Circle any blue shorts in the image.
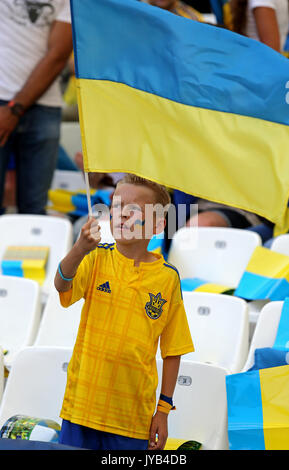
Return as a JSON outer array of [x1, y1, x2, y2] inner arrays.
[[59, 419, 148, 450]]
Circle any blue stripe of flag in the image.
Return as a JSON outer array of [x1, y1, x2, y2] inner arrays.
[[1, 260, 23, 278], [235, 271, 289, 301], [226, 370, 265, 450], [181, 278, 207, 291], [71, 0, 289, 126]]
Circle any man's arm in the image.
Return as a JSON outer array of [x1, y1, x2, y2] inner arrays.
[[253, 7, 281, 52], [148, 355, 181, 450], [14, 20, 73, 108], [0, 20, 73, 146]]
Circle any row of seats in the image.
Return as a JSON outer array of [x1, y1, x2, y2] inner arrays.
[[1, 216, 288, 378], [0, 297, 284, 452], [0, 276, 248, 372], [0, 291, 285, 450], [0, 347, 229, 450], [2, 211, 288, 303], [1, 213, 289, 449]]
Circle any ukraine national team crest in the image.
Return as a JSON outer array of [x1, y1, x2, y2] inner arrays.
[[145, 292, 167, 320]]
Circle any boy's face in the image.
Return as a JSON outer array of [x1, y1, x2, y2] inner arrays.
[[110, 183, 165, 243]]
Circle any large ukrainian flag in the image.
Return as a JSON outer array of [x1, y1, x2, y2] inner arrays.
[[71, 0, 289, 235]]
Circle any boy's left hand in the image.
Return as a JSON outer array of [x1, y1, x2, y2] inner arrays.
[[148, 411, 168, 450]]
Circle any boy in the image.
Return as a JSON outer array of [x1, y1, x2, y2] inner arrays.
[[54, 174, 194, 450]]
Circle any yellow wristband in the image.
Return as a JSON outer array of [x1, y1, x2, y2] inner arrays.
[[157, 399, 176, 414]]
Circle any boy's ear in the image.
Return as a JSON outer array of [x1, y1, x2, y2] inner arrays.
[[153, 217, 166, 236]]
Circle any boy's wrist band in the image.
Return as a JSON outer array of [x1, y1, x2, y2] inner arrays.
[[159, 394, 173, 406], [157, 399, 176, 415], [58, 263, 74, 282]]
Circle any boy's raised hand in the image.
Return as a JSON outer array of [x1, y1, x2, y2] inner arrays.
[[76, 217, 101, 255]]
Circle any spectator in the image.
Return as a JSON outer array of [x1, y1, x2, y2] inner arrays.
[[185, 197, 272, 242], [230, 0, 289, 52], [146, 0, 204, 20], [173, 191, 270, 239], [0, 0, 73, 215]]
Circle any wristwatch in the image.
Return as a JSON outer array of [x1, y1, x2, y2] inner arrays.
[[7, 100, 25, 117]]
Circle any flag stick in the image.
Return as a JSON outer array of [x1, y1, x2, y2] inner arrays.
[[84, 171, 93, 217]]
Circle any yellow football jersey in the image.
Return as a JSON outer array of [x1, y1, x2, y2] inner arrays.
[[59, 243, 194, 440]]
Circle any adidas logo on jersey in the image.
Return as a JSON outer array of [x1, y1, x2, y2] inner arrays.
[[97, 281, 111, 293]]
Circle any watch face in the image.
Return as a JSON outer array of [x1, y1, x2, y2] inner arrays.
[[10, 103, 24, 117]]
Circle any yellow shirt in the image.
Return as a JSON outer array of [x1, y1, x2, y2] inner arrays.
[[59, 243, 194, 440]]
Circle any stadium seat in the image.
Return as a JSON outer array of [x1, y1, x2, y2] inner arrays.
[[246, 299, 270, 342], [242, 301, 284, 371], [60, 122, 82, 159], [0, 276, 41, 368], [181, 292, 249, 373], [271, 234, 289, 256], [0, 214, 73, 300], [98, 219, 115, 244], [34, 290, 83, 347], [0, 347, 72, 428], [50, 169, 86, 192], [156, 360, 229, 450], [168, 227, 262, 287]]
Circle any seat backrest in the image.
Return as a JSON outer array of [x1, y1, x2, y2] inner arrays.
[[0, 347, 72, 428], [242, 301, 283, 371], [0, 276, 41, 366], [181, 292, 249, 373], [0, 215, 73, 297], [98, 219, 115, 244], [156, 360, 229, 450], [50, 170, 86, 192], [271, 235, 289, 256], [60, 122, 82, 159], [34, 291, 83, 347], [168, 227, 261, 286]]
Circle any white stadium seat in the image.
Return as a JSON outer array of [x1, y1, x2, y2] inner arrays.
[[50, 170, 86, 192], [0, 214, 73, 300], [0, 276, 41, 368], [156, 360, 229, 450], [168, 226, 261, 287], [34, 290, 83, 348], [180, 292, 249, 373], [60, 122, 82, 159], [271, 234, 289, 256], [242, 301, 284, 371], [0, 347, 72, 428]]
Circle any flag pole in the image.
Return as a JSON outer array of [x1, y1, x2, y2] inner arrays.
[[84, 171, 93, 218]]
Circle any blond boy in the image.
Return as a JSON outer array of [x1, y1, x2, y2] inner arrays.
[[55, 174, 194, 450]]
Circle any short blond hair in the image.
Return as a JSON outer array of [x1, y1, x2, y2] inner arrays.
[[117, 174, 171, 208]]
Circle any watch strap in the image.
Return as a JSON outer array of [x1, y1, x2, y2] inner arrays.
[[7, 100, 25, 117]]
